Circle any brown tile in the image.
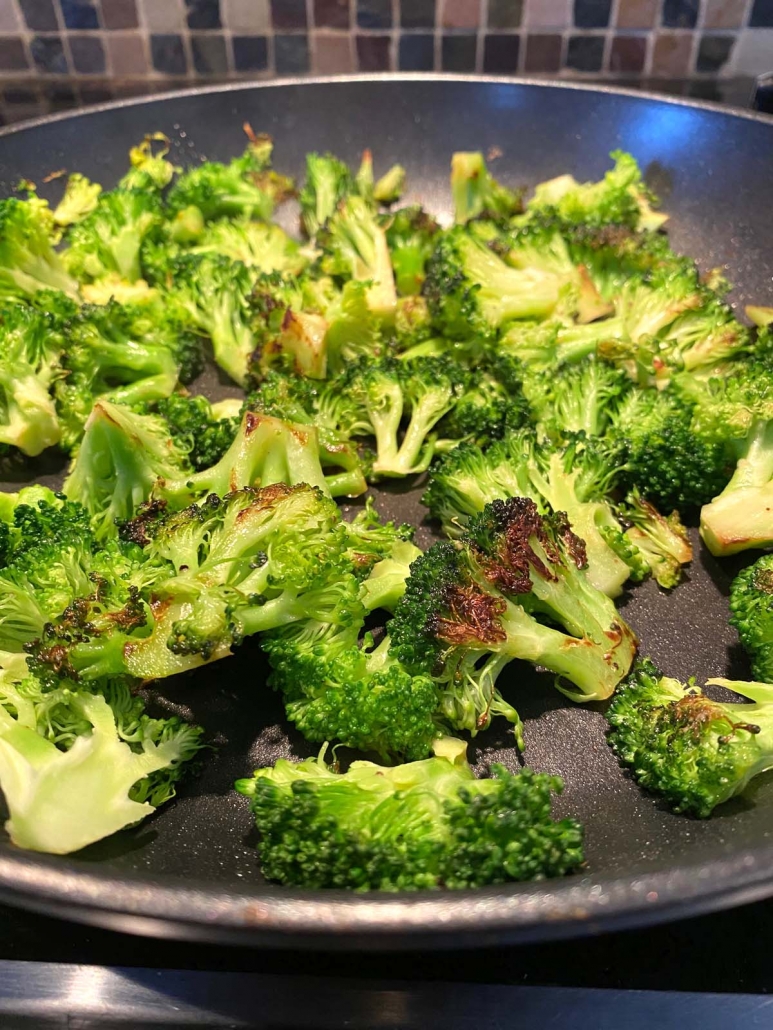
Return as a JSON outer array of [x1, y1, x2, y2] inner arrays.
[[524, 33, 561, 70], [704, 0, 747, 28], [616, 0, 657, 28], [101, 0, 139, 29], [442, 0, 480, 28], [610, 33, 647, 71], [106, 31, 148, 74], [313, 31, 353, 70], [651, 31, 692, 74], [356, 32, 390, 69], [314, 0, 350, 28]]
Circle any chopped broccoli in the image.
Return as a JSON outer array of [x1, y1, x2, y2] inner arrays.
[[153, 393, 239, 471], [618, 489, 692, 590], [191, 218, 309, 275], [236, 738, 584, 890], [299, 152, 356, 237], [319, 195, 398, 317], [384, 206, 441, 296], [0, 652, 204, 854], [608, 658, 773, 816], [391, 498, 637, 740], [730, 555, 773, 683], [451, 152, 523, 225], [0, 198, 79, 301], [62, 189, 162, 284], [52, 173, 102, 227]]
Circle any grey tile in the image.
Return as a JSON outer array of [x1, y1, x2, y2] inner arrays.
[[151, 32, 187, 72], [222, 0, 269, 32], [19, 0, 58, 30], [70, 32, 106, 71], [274, 32, 309, 71], [0, 36, 29, 71], [31, 34, 69, 72], [140, 0, 183, 31], [191, 32, 228, 72]]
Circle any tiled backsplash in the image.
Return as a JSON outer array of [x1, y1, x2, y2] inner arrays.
[[0, 0, 770, 124]]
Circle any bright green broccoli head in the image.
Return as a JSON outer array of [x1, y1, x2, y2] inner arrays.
[[451, 152, 523, 226], [384, 206, 440, 296], [152, 392, 240, 472], [0, 197, 79, 301], [299, 152, 356, 237], [608, 658, 773, 817], [236, 739, 583, 890], [730, 555, 773, 683]]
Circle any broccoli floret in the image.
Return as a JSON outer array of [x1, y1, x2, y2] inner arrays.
[[63, 400, 190, 540], [522, 357, 630, 442], [30, 485, 359, 684], [527, 150, 665, 230], [424, 227, 566, 342], [450, 152, 523, 225], [0, 198, 79, 301], [747, 306, 773, 329], [52, 172, 102, 228], [391, 499, 637, 740], [153, 393, 239, 471], [384, 206, 441, 296], [319, 195, 398, 317], [435, 356, 530, 447], [610, 387, 729, 513], [236, 738, 584, 890], [299, 152, 356, 237], [423, 431, 635, 598], [618, 489, 692, 590], [264, 623, 441, 761], [54, 299, 195, 451], [119, 132, 178, 192], [730, 555, 773, 683], [62, 189, 162, 285], [168, 253, 257, 386], [166, 139, 293, 223], [325, 356, 465, 478], [0, 652, 204, 854], [565, 223, 690, 300], [0, 301, 66, 456], [677, 350, 773, 554], [608, 658, 773, 816], [191, 218, 309, 276]]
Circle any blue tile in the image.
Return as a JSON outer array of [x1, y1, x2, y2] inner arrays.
[[441, 32, 476, 71], [151, 34, 187, 74], [191, 33, 228, 72], [274, 33, 309, 72], [60, 0, 100, 28], [19, 0, 58, 30], [750, 0, 773, 25], [186, 0, 221, 29], [573, 0, 611, 28], [31, 35, 69, 73], [357, 0, 391, 27], [662, 0, 699, 28], [69, 34, 106, 71], [566, 33, 604, 70], [399, 33, 434, 70], [233, 35, 268, 70]]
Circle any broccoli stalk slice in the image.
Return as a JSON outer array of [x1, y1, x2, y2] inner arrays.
[[700, 419, 773, 556], [608, 659, 773, 816], [0, 659, 204, 854], [235, 739, 583, 890], [621, 490, 692, 590]]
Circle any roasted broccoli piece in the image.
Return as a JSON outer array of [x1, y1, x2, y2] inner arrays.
[[0, 198, 79, 300], [62, 189, 162, 285], [391, 498, 637, 741], [166, 138, 293, 223], [152, 393, 240, 471], [54, 298, 198, 450], [527, 150, 666, 230], [299, 152, 356, 237], [52, 172, 102, 228], [424, 226, 568, 342], [451, 152, 523, 225], [29, 485, 359, 684], [319, 195, 398, 317], [119, 132, 178, 192], [618, 489, 692, 590], [730, 555, 773, 683], [522, 356, 630, 442], [191, 218, 309, 275], [608, 658, 773, 816], [423, 431, 639, 598], [0, 652, 204, 854], [236, 738, 584, 890], [384, 206, 441, 296]]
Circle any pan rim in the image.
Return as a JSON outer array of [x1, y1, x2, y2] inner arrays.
[[0, 73, 770, 142], [0, 75, 772, 946]]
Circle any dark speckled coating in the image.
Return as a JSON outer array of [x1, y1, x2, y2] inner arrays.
[[0, 76, 772, 948]]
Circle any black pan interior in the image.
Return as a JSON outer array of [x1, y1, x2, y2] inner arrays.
[[0, 78, 772, 946]]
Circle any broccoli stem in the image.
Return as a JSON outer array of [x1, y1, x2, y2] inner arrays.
[[701, 420, 773, 555], [324, 468, 368, 497]]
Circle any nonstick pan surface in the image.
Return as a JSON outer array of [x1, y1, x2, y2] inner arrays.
[[0, 76, 772, 949]]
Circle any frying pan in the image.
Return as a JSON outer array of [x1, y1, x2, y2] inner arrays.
[[0, 75, 772, 949]]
